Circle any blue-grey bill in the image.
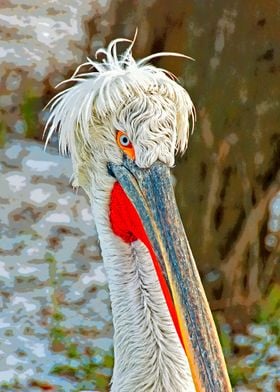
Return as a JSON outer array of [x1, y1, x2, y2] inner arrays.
[[108, 156, 232, 392]]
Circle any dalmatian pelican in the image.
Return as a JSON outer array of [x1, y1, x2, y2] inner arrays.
[[45, 34, 231, 392]]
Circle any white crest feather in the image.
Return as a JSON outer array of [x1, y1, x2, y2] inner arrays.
[[44, 35, 196, 164]]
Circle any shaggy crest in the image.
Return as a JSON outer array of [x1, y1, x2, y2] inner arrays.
[[45, 33, 195, 169]]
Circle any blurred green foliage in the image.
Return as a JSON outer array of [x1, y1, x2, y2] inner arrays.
[[0, 380, 22, 391], [21, 93, 42, 139], [256, 284, 280, 327], [216, 283, 280, 390], [45, 252, 113, 391], [50, 342, 113, 391], [0, 122, 6, 147]]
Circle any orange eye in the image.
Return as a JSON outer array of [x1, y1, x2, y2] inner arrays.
[[116, 130, 135, 160]]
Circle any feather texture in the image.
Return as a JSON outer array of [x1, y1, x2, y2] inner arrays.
[[45, 35, 197, 391], [91, 178, 195, 391], [45, 36, 195, 185]]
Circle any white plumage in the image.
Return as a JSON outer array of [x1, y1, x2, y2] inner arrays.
[[45, 34, 195, 190], [46, 34, 231, 392]]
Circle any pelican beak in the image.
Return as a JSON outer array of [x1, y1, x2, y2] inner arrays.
[[108, 156, 231, 392]]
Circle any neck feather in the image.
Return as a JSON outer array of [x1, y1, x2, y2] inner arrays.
[[91, 186, 195, 391]]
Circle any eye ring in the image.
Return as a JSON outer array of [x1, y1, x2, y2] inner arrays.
[[119, 134, 130, 147], [116, 130, 135, 160]]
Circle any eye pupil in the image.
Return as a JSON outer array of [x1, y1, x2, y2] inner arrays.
[[120, 135, 129, 146]]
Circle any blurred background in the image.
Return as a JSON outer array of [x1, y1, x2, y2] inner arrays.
[[0, 1, 279, 391]]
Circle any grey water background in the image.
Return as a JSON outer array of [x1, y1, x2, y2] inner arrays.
[[0, 139, 113, 391], [0, 1, 279, 391]]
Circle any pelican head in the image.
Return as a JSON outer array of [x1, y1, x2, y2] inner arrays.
[[46, 35, 231, 392]]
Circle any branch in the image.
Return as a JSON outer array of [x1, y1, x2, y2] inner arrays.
[[221, 174, 280, 305]]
